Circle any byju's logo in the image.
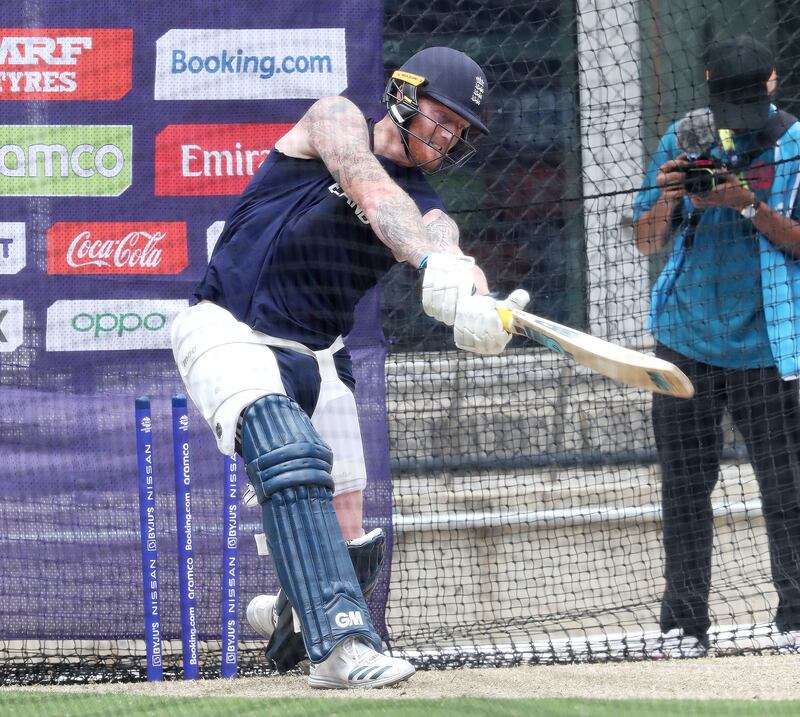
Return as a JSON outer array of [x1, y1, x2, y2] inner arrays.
[[0, 300, 23, 353], [47, 222, 188, 275], [154, 28, 346, 100], [46, 299, 188, 351], [0, 125, 132, 196], [155, 123, 291, 196], [0, 29, 132, 100], [0, 222, 25, 274]]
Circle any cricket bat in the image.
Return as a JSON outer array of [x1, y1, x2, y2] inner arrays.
[[497, 307, 694, 398]]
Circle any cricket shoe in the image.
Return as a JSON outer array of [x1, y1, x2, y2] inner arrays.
[[648, 629, 708, 659], [309, 636, 415, 689], [246, 594, 278, 640]]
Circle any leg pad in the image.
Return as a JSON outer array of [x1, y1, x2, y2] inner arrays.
[[242, 394, 380, 663]]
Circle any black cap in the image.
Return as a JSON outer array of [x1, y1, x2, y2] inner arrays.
[[399, 47, 489, 135], [706, 35, 774, 130]]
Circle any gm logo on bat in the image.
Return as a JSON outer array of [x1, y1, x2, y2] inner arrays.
[[647, 370, 673, 394], [523, 326, 567, 356]]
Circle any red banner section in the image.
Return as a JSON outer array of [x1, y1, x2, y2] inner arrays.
[[0, 28, 133, 100], [46, 221, 188, 274], [154, 123, 293, 195]]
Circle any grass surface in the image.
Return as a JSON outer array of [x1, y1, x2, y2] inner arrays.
[[3, 693, 800, 717]]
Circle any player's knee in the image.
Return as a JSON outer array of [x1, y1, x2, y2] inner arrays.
[[241, 394, 334, 505]]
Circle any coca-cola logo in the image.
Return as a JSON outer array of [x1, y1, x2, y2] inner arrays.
[[47, 222, 188, 275]]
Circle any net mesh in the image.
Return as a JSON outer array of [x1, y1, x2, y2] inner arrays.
[[380, 0, 800, 666]]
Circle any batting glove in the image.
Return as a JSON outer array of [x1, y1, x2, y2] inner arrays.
[[420, 253, 476, 326], [454, 289, 530, 355]]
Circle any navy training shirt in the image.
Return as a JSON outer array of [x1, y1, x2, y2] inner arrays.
[[194, 129, 445, 350]]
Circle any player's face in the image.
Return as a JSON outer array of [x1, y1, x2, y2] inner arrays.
[[406, 96, 471, 171]]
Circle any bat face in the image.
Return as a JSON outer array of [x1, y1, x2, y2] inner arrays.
[[503, 308, 695, 399]]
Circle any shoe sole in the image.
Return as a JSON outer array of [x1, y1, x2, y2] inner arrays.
[[309, 666, 415, 690]]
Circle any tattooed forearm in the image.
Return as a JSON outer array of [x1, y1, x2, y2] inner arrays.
[[304, 97, 386, 188], [425, 212, 460, 251], [375, 198, 431, 267]]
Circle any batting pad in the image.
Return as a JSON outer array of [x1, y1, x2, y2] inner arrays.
[[241, 394, 381, 663]]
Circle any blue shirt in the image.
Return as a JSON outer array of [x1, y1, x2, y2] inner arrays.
[[633, 114, 800, 368], [194, 131, 444, 350]]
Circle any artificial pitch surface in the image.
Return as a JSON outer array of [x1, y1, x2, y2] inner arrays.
[[2, 654, 799, 716]]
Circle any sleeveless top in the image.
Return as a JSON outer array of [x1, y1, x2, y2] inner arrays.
[[194, 121, 445, 350]]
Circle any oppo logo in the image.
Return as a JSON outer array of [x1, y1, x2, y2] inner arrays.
[[71, 311, 167, 337], [46, 299, 188, 351]]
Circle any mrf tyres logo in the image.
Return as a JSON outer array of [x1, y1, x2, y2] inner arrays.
[[0, 29, 132, 100], [46, 299, 188, 352], [47, 222, 188, 275], [155, 123, 291, 196], [154, 28, 346, 100], [0, 125, 132, 196]]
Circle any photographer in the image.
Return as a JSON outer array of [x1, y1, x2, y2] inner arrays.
[[633, 34, 800, 657]]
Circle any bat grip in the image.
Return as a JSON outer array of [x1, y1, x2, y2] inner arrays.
[[497, 307, 514, 333]]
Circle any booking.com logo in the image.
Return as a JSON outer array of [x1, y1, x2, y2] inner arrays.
[[155, 29, 347, 101], [171, 48, 332, 80]]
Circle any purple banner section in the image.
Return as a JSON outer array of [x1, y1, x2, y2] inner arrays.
[[0, 1, 392, 650]]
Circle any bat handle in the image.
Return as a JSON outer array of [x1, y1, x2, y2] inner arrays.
[[497, 307, 514, 333]]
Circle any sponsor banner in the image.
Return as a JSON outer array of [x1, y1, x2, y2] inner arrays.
[[155, 123, 291, 196], [0, 299, 23, 353], [0, 28, 132, 100], [154, 28, 346, 100], [47, 222, 188, 275], [0, 125, 132, 196], [206, 220, 225, 260], [46, 299, 189, 352], [0, 222, 26, 274]]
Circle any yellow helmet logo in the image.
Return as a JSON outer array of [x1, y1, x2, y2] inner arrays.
[[391, 70, 426, 86]]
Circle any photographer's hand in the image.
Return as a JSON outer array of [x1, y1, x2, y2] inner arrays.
[[656, 157, 690, 202], [689, 171, 755, 211], [633, 157, 688, 255], [690, 172, 800, 258]]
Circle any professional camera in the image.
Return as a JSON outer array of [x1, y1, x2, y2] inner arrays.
[[683, 156, 722, 195]]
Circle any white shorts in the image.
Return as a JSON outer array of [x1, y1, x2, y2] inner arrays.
[[171, 301, 367, 495]]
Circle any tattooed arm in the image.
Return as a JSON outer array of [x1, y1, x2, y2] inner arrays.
[[277, 96, 459, 269], [422, 208, 489, 294]]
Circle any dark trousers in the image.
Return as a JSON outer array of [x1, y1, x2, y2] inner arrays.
[[653, 343, 800, 639]]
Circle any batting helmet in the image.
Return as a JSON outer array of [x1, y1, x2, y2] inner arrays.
[[383, 46, 489, 172]]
